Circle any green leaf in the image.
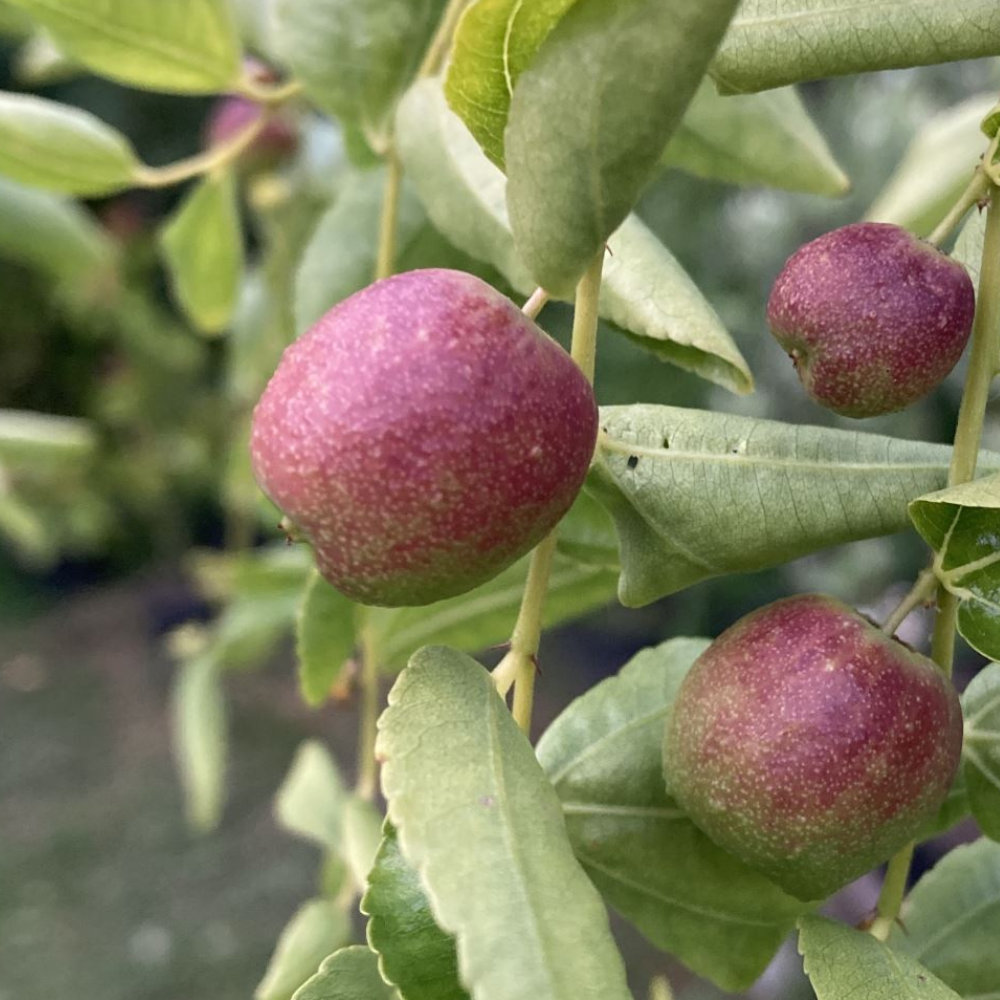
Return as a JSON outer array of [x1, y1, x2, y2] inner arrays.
[[171, 655, 227, 832], [0, 90, 138, 194], [712, 1, 1000, 95], [292, 947, 397, 1000], [4, 0, 241, 93], [961, 663, 1000, 841], [952, 207, 988, 298], [910, 475, 1000, 662], [982, 101, 1000, 140], [661, 80, 849, 196], [378, 646, 632, 1000], [536, 638, 808, 991], [396, 78, 535, 294], [0, 409, 96, 468], [554, 490, 619, 568], [296, 571, 357, 708], [294, 168, 425, 333], [160, 171, 244, 335], [368, 552, 618, 670], [13, 31, 81, 87], [362, 822, 469, 1000], [256, 899, 353, 1000], [916, 766, 970, 842], [275, 740, 348, 851], [865, 94, 996, 238], [342, 795, 384, 891], [591, 405, 1000, 607], [395, 79, 752, 394], [799, 915, 962, 1000], [274, 0, 446, 149], [0, 174, 115, 282], [444, 0, 577, 169], [506, 0, 740, 294], [889, 838, 1000, 996], [600, 214, 752, 394]]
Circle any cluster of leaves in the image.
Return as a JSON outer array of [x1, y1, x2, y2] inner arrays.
[[3, 0, 1000, 998]]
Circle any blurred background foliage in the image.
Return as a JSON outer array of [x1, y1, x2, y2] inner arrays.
[[1, 4, 998, 996]]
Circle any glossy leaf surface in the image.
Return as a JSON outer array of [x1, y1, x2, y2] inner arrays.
[[4, 0, 241, 92], [961, 663, 1000, 841]]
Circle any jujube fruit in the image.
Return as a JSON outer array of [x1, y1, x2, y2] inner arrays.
[[663, 594, 962, 901], [767, 222, 975, 418], [203, 95, 299, 170], [250, 268, 598, 606]]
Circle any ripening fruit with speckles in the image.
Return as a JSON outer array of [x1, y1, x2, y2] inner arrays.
[[767, 222, 975, 418], [250, 268, 598, 607], [663, 594, 963, 901]]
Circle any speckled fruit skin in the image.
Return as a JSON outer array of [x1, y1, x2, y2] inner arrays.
[[663, 594, 963, 901], [250, 268, 598, 607], [767, 222, 975, 418]]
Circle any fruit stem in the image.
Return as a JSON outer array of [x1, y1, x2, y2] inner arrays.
[[417, 0, 469, 79], [133, 114, 269, 188], [508, 531, 558, 733], [926, 167, 990, 248], [869, 841, 914, 941], [374, 148, 403, 281], [872, 170, 1000, 941], [495, 255, 605, 733], [648, 975, 675, 1000], [355, 618, 381, 801], [522, 287, 551, 320], [880, 568, 937, 636]]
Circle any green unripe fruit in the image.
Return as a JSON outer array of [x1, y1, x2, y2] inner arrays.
[[767, 222, 975, 418], [250, 269, 598, 607], [664, 594, 963, 901]]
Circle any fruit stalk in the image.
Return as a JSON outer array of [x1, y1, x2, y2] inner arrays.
[[872, 170, 1000, 938], [374, 149, 403, 281], [356, 622, 381, 801], [417, 0, 470, 79], [498, 250, 605, 734]]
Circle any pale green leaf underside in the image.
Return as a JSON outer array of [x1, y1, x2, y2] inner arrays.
[[296, 571, 356, 707], [960, 664, 1000, 841], [952, 206, 988, 294], [536, 638, 807, 991], [800, 916, 961, 999], [866, 94, 995, 238], [506, 0, 740, 294], [444, 0, 577, 169], [171, 655, 226, 832], [368, 550, 618, 670], [256, 900, 352, 1000], [395, 79, 752, 394], [361, 822, 469, 1000], [292, 947, 397, 1000], [160, 171, 244, 335], [4, 0, 241, 93], [910, 474, 1000, 663], [0, 409, 96, 467], [591, 405, 998, 607], [890, 838, 1000, 996], [0, 90, 138, 194], [275, 0, 445, 147], [712, 0, 1000, 95], [378, 647, 631, 1000], [274, 739, 348, 851], [662, 80, 849, 196], [0, 174, 115, 281]]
